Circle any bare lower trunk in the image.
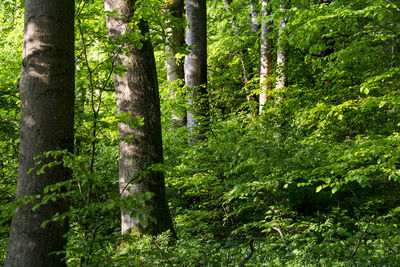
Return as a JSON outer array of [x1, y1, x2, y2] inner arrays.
[[5, 0, 74, 266], [104, 0, 174, 235], [259, 0, 273, 114], [165, 0, 186, 128], [185, 0, 208, 142], [276, 0, 288, 90]]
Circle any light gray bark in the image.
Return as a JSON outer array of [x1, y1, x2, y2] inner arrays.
[[259, 0, 273, 114], [185, 0, 208, 141], [223, 0, 233, 12], [104, 0, 174, 235], [276, 0, 288, 90], [165, 0, 186, 128], [250, 0, 260, 32], [5, 0, 74, 266]]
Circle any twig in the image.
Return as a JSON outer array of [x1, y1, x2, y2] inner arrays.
[[85, 211, 101, 265], [239, 239, 257, 266], [342, 218, 370, 267], [239, 233, 272, 266], [272, 226, 292, 255]]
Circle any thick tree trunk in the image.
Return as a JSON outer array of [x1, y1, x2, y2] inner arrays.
[[185, 0, 208, 141], [259, 0, 273, 114], [4, 0, 74, 266], [165, 0, 186, 128], [104, 0, 174, 235], [250, 0, 260, 32], [276, 0, 288, 90]]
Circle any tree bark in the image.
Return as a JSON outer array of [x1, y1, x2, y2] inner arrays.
[[223, 0, 233, 12], [5, 0, 74, 266], [259, 0, 273, 114], [250, 0, 260, 32], [276, 0, 288, 90], [104, 0, 174, 235], [165, 0, 186, 128], [185, 0, 208, 142]]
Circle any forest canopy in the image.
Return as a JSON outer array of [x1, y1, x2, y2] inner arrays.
[[1, 0, 400, 266]]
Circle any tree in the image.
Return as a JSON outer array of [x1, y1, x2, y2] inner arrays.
[[165, 0, 186, 128], [250, 0, 260, 32], [4, 0, 75, 266], [259, 0, 273, 114], [104, 0, 175, 235], [276, 0, 288, 90], [223, 0, 233, 11], [185, 0, 208, 141]]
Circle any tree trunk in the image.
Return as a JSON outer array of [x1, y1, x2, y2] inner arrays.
[[223, 0, 233, 12], [259, 0, 273, 114], [250, 0, 260, 32], [276, 0, 288, 90], [165, 0, 186, 128], [185, 0, 208, 142], [5, 0, 74, 266], [104, 0, 175, 236]]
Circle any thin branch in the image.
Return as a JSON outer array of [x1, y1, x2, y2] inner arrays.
[[85, 211, 101, 265], [75, 1, 87, 20], [239, 239, 257, 266], [239, 233, 272, 266], [342, 218, 370, 267], [272, 226, 292, 255]]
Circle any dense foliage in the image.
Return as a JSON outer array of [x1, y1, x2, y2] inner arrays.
[[1, 0, 400, 265]]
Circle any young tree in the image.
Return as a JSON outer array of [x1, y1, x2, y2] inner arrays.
[[259, 0, 273, 114], [250, 0, 260, 32], [4, 0, 75, 266], [223, 0, 233, 11], [276, 0, 289, 89], [104, 0, 175, 235], [165, 0, 186, 128], [185, 0, 208, 141]]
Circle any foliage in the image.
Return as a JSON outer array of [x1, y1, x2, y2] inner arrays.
[[1, 0, 400, 266]]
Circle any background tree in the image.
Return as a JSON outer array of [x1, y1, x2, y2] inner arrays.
[[185, 0, 208, 141], [165, 0, 186, 128], [250, 0, 260, 32], [259, 0, 273, 113], [104, 0, 174, 235], [275, 0, 288, 89], [4, 0, 74, 266]]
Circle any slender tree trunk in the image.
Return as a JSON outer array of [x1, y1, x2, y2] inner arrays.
[[223, 0, 233, 12], [259, 0, 273, 114], [5, 0, 74, 266], [104, 0, 174, 235], [185, 0, 208, 142], [165, 0, 186, 128], [276, 0, 288, 90], [250, 0, 260, 32]]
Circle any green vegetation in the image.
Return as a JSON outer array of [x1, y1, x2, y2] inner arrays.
[[1, 0, 400, 265]]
